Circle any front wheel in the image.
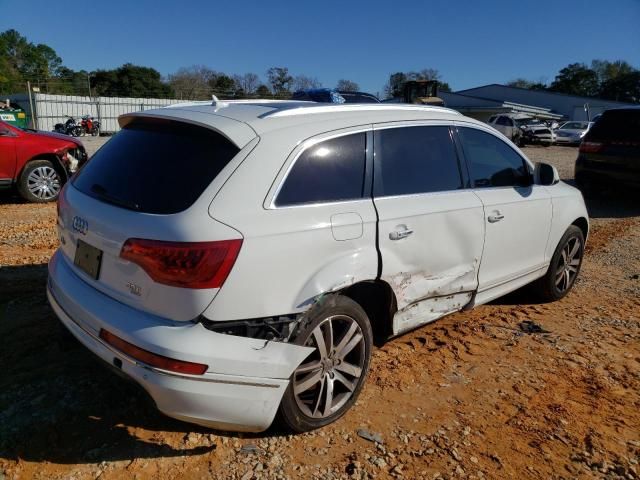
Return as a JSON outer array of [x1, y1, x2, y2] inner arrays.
[[17, 160, 63, 202], [279, 295, 373, 432], [532, 225, 584, 301]]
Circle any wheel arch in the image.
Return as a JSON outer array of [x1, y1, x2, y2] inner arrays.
[[338, 279, 397, 344], [18, 154, 69, 184], [572, 216, 589, 240]]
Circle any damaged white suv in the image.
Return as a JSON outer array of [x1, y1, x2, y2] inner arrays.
[[48, 101, 588, 432]]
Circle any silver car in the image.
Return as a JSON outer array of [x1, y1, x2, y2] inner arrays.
[[555, 121, 593, 145]]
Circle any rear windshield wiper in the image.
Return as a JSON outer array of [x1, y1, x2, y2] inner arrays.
[[90, 183, 141, 211]]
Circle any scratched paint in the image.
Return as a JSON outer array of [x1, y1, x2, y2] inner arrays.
[[385, 261, 479, 336]]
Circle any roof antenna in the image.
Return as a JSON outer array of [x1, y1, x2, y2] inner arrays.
[[211, 94, 219, 106]]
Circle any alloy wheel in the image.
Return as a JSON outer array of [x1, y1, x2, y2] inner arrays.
[[555, 236, 581, 292], [293, 315, 366, 419], [27, 166, 61, 200]]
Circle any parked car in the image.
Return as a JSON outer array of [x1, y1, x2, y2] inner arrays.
[[488, 113, 555, 147], [575, 107, 640, 190], [555, 121, 593, 145], [0, 120, 87, 202], [292, 88, 380, 103], [48, 101, 588, 433]]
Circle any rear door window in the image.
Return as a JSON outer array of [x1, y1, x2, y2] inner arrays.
[[275, 132, 366, 207], [373, 126, 463, 196], [73, 120, 240, 214], [458, 127, 531, 188]]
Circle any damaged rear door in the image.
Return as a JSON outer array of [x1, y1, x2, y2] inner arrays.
[[373, 124, 485, 335]]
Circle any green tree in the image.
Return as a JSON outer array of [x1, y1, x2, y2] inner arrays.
[[92, 63, 173, 98], [591, 59, 636, 84], [549, 63, 599, 97], [384, 72, 407, 98], [267, 67, 293, 96], [506, 78, 547, 90], [209, 74, 236, 96], [0, 29, 65, 93], [336, 79, 359, 92], [255, 84, 272, 97], [599, 70, 640, 103]]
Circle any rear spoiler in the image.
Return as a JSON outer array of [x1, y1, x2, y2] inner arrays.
[[119, 110, 257, 148]]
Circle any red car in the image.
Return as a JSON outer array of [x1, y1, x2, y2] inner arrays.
[[0, 120, 87, 202]]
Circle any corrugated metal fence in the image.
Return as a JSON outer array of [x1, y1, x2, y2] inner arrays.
[[9, 93, 183, 133]]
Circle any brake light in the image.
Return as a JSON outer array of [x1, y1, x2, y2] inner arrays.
[[99, 329, 208, 375], [120, 238, 242, 289], [579, 141, 603, 153]]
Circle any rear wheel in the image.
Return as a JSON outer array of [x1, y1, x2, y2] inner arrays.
[[533, 225, 584, 301], [279, 295, 373, 432], [17, 160, 63, 202]]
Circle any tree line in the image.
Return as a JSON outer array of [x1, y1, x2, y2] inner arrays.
[[1, 29, 638, 103], [507, 60, 640, 103]]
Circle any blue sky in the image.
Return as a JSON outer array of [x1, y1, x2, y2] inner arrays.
[[2, 0, 639, 95]]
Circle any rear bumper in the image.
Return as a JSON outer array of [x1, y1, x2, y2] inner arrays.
[[47, 250, 312, 432], [576, 156, 640, 188], [555, 136, 580, 145]]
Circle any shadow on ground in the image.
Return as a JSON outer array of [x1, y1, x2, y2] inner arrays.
[[0, 264, 284, 465], [0, 189, 26, 205]]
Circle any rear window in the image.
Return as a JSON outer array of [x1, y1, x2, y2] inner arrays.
[[73, 120, 240, 214], [587, 109, 640, 142]]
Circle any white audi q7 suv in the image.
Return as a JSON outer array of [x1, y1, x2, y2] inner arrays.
[[48, 100, 588, 432]]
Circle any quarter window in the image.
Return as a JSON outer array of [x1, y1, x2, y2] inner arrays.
[[275, 133, 366, 206], [458, 127, 531, 188], [374, 126, 462, 197]]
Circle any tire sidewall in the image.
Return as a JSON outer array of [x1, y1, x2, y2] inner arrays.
[[279, 295, 373, 432], [546, 226, 585, 300]]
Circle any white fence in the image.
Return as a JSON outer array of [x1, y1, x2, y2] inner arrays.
[[8, 93, 184, 133]]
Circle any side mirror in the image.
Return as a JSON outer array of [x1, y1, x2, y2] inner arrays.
[[534, 162, 560, 186]]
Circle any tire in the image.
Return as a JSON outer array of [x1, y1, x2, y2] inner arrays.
[[533, 225, 584, 302], [91, 127, 100, 136], [17, 159, 63, 203], [279, 295, 373, 432]]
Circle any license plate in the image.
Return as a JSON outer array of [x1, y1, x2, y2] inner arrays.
[[74, 239, 103, 280]]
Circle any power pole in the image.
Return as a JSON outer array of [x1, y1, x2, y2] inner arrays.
[[87, 73, 93, 98], [26, 81, 37, 129]]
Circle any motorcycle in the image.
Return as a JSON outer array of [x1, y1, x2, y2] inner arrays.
[[80, 115, 101, 136], [53, 116, 82, 137]]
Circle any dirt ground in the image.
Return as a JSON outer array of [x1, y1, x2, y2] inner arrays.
[[1, 144, 639, 480]]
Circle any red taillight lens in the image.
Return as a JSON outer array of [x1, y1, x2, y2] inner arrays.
[[99, 329, 208, 375], [120, 238, 242, 289], [579, 141, 603, 153]]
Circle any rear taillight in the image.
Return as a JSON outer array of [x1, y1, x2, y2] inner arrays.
[[120, 238, 242, 289], [99, 329, 208, 375], [579, 141, 603, 153]]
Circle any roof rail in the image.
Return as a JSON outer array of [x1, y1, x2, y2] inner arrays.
[[264, 103, 461, 118], [163, 100, 212, 109]]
